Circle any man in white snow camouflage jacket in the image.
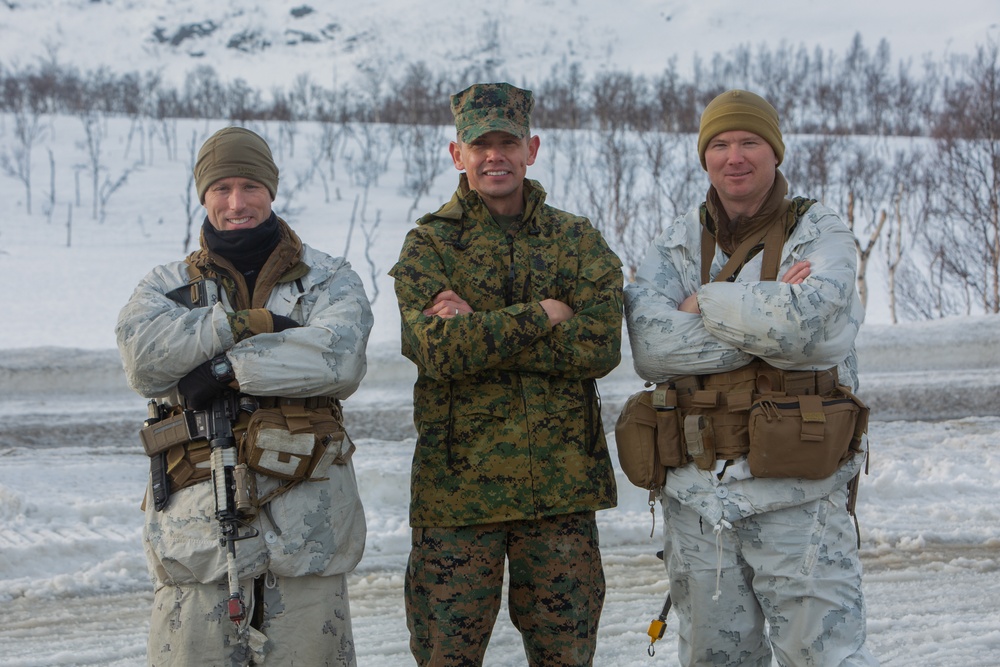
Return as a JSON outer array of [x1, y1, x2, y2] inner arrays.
[[117, 127, 372, 667], [624, 90, 879, 667]]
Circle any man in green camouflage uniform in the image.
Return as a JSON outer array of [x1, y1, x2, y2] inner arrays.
[[390, 82, 623, 666]]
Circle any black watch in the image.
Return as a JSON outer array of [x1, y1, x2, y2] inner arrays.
[[209, 354, 235, 384]]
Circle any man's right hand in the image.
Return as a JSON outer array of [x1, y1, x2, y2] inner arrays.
[[678, 293, 701, 314], [269, 311, 300, 332], [781, 260, 811, 284], [540, 299, 574, 326]]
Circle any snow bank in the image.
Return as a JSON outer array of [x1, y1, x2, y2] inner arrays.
[[4, 316, 996, 422]]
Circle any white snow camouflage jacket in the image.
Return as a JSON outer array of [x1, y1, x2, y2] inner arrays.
[[116, 222, 373, 585], [623, 201, 866, 521], [117, 244, 372, 401]]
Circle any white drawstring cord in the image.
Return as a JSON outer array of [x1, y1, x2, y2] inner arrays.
[[712, 519, 733, 601]]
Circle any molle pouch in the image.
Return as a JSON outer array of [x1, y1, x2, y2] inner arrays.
[[747, 389, 867, 479], [650, 386, 684, 468], [683, 414, 715, 470], [244, 403, 352, 481], [140, 410, 210, 456], [614, 390, 666, 490], [308, 429, 356, 478], [682, 390, 719, 470]]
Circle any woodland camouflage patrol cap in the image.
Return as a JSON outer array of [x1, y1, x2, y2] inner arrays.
[[450, 82, 533, 143]]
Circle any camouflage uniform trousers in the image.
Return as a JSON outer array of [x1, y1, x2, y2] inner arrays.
[[148, 572, 356, 666], [405, 511, 605, 666], [662, 484, 879, 667]]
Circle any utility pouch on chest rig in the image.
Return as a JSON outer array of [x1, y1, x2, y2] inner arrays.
[[243, 398, 354, 481], [747, 387, 868, 479]]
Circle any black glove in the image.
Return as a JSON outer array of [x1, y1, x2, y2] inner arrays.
[[269, 311, 301, 332], [178, 357, 232, 410]]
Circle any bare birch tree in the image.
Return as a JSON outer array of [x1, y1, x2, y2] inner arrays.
[[922, 41, 1000, 315], [1, 85, 47, 215]]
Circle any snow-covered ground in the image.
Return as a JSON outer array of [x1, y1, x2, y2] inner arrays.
[[1, 321, 999, 666], [1, 113, 999, 665]]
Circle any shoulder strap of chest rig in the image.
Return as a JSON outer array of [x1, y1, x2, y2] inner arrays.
[[700, 208, 788, 285]]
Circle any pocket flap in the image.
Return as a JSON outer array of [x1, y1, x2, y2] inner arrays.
[[651, 387, 677, 410], [799, 394, 826, 422], [726, 390, 753, 413], [691, 389, 719, 408]]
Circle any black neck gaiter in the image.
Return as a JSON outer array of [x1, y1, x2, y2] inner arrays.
[[202, 213, 281, 293]]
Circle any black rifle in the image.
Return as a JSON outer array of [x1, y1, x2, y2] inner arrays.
[[159, 279, 255, 622], [207, 394, 257, 624]]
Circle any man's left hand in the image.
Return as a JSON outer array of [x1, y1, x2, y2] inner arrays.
[[678, 293, 701, 314], [424, 290, 472, 318], [781, 260, 811, 284], [178, 359, 232, 409]]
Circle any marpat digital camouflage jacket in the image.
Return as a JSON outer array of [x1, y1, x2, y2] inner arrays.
[[390, 176, 623, 527]]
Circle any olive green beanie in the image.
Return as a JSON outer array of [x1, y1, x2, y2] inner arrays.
[[194, 127, 279, 203], [697, 89, 784, 169]]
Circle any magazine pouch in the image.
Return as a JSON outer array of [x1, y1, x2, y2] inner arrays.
[[650, 386, 684, 468]]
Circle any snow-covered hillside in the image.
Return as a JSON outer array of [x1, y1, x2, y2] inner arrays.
[[1, 0, 997, 92]]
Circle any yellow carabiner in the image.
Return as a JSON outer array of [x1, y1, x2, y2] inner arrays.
[[646, 593, 671, 656]]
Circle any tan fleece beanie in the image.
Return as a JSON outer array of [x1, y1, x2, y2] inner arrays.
[[194, 127, 279, 203], [697, 90, 785, 169]]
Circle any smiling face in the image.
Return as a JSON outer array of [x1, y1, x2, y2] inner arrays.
[[704, 130, 778, 219], [449, 131, 540, 217], [202, 176, 273, 232]]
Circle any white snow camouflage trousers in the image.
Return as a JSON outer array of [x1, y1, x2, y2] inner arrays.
[[661, 484, 879, 666], [147, 571, 355, 666]]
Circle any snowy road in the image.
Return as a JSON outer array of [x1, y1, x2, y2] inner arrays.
[[2, 403, 999, 665], [2, 540, 998, 667], [2, 330, 999, 666]]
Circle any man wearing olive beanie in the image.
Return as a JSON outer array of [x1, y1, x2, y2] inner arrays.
[[194, 126, 280, 204], [117, 127, 373, 666], [696, 89, 785, 169], [624, 92, 877, 666]]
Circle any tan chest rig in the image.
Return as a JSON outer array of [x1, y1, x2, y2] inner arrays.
[[144, 396, 352, 496], [616, 203, 869, 492]]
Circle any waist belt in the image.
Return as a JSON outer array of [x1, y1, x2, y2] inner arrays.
[[669, 362, 838, 399], [255, 396, 339, 410], [658, 360, 840, 464]]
